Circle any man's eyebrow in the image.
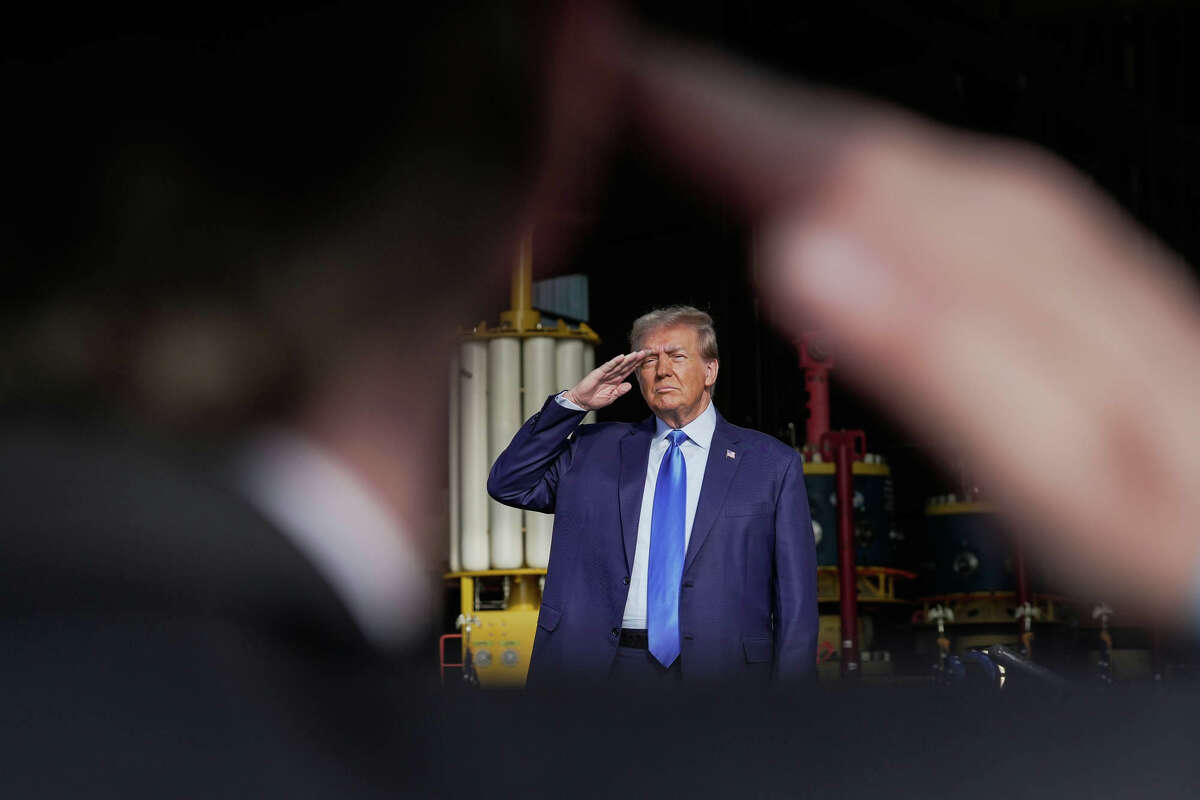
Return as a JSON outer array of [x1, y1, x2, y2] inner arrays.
[[663, 344, 684, 353]]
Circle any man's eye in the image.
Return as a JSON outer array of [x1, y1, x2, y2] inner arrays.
[[672, 353, 686, 361]]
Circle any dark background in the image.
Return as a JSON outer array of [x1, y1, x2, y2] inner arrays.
[[506, 0, 1200, 544]]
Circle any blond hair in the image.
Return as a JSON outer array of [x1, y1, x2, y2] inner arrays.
[[629, 305, 718, 360]]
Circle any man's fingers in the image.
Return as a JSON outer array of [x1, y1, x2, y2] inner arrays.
[[585, 352, 645, 400], [589, 354, 630, 386], [596, 353, 628, 376], [763, 217, 1200, 618], [604, 350, 646, 382], [621, 36, 898, 216], [622, 349, 648, 367], [619, 25, 1200, 619]]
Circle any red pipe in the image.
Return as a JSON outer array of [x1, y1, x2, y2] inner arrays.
[[439, 633, 464, 685], [805, 367, 830, 448], [1152, 627, 1165, 683], [835, 439, 859, 677], [822, 430, 864, 678], [1014, 541, 1033, 656], [798, 334, 834, 448]]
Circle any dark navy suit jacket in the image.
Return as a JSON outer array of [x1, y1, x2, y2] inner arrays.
[[488, 394, 818, 686]]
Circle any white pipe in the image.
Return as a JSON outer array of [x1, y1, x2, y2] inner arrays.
[[523, 336, 557, 419], [448, 350, 461, 572], [581, 342, 596, 425], [458, 340, 490, 571], [555, 338, 585, 399], [522, 336, 557, 568], [487, 337, 524, 569]]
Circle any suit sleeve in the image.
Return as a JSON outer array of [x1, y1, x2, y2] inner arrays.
[[772, 450, 819, 682], [487, 393, 586, 513]]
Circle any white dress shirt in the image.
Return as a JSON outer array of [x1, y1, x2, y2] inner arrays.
[[555, 392, 717, 629], [235, 430, 434, 653]]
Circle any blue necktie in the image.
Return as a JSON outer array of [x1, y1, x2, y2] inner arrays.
[[648, 429, 688, 668]]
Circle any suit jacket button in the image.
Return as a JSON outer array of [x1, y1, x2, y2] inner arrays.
[[611, 628, 619, 638], [622, 576, 630, 586], [683, 581, 694, 589]]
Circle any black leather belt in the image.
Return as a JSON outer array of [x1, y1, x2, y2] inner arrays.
[[619, 628, 649, 649]]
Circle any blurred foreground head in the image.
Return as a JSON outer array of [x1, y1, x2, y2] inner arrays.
[[0, 3, 601, 437]]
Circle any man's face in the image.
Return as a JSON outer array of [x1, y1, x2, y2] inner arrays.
[[636, 324, 718, 425]]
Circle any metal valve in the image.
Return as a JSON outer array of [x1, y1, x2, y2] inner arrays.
[[1092, 602, 1114, 625], [927, 604, 955, 683], [1013, 602, 1042, 625], [1014, 602, 1040, 658], [926, 606, 955, 633], [926, 604, 955, 633]]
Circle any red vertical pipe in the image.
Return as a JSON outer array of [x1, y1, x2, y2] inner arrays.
[[798, 334, 834, 449], [805, 367, 831, 448], [1014, 546, 1031, 605], [1152, 627, 1165, 683], [833, 436, 860, 677], [1014, 541, 1032, 655]]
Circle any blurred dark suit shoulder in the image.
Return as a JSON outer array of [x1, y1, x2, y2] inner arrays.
[[0, 426, 434, 798], [0, 426, 359, 641]]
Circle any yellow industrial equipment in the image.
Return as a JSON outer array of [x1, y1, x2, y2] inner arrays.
[[447, 568, 544, 688], [815, 566, 914, 604], [445, 233, 600, 688]]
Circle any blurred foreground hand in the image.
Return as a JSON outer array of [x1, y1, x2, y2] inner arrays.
[[612, 33, 1200, 623]]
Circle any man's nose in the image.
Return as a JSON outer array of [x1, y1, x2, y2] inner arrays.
[[655, 354, 673, 378]]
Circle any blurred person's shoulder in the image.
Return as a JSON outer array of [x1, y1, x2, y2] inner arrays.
[[0, 421, 364, 647], [0, 421, 442, 796]]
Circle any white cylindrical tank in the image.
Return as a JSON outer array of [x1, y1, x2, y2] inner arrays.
[[458, 340, 490, 571], [555, 338, 585, 400], [522, 336, 557, 568], [581, 342, 596, 425], [448, 351, 461, 572], [523, 336, 557, 419], [487, 337, 524, 569]]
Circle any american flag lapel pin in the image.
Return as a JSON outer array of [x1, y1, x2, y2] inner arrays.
[[726, 449, 736, 460]]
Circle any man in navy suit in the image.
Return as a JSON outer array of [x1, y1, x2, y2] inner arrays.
[[489, 306, 817, 686]]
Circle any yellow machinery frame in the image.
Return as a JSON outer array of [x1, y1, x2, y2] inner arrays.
[[816, 566, 916, 604], [445, 568, 546, 688]]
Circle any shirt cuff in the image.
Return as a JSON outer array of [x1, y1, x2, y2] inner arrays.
[[554, 391, 586, 412]]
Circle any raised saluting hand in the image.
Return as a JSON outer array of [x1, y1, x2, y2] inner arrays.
[[564, 351, 649, 411]]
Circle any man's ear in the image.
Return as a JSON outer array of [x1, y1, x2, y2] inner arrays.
[[705, 358, 719, 388]]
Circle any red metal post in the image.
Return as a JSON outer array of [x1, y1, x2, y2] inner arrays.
[[821, 430, 865, 678], [804, 367, 830, 449], [835, 439, 858, 677], [1014, 542, 1033, 657], [1152, 627, 1165, 683], [439, 633, 464, 685], [798, 333, 834, 448]]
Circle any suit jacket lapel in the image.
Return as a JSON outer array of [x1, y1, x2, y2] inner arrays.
[[618, 418, 655, 572], [684, 412, 743, 575]]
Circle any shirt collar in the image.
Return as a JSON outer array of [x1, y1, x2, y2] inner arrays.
[[235, 428, 433, 652], [654, 399, 717, 450]]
